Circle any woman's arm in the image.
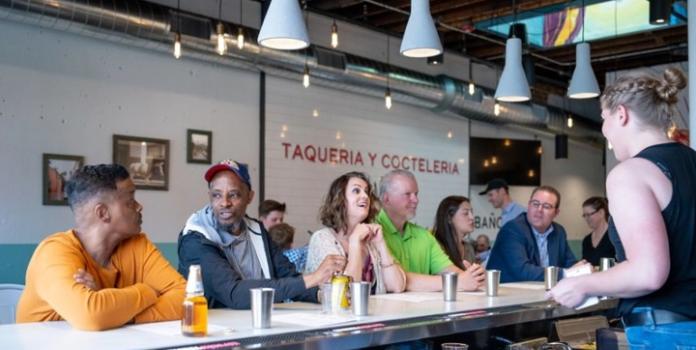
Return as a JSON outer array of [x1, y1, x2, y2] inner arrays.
[[373, 236, 406, 292], [549, 159, 671, 307]]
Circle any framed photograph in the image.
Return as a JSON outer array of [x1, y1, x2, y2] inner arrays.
[[43, 153, 84, 206], [113, 134, 170, 190], [187, 129, 212, 164]]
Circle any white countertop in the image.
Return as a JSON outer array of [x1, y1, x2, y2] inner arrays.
[[0, 283, 582, 350]]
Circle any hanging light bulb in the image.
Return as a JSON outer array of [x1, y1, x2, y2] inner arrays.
[[330, 19, 339, 48], [447, 130, 453, 139], [567, 115, 574, 128], [494, 102, 501, 116], [302, 64, 310, 88], [468, 82, 475, 95], [528, 169, 535, 178], [504, 139, 511, 147], [312, 109, 319, 117], [216, 22, 227, 55], [173, 32, 182, 59], [538, 146, 543, 155], [491, 156, 498, 165], [237, 27, 245, 50], [484, 159, 490, 168], [385, 88, 393, 110]]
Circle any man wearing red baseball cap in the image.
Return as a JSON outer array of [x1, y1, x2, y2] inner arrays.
[[177, 159, 346, 309]]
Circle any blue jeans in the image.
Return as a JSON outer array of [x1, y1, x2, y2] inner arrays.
[[625, 308, 696, 349]]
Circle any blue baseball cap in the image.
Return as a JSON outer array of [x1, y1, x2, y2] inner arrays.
[[204, 159, 251, 190]]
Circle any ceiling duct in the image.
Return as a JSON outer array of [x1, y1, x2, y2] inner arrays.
[[0, 0, 603, 144]]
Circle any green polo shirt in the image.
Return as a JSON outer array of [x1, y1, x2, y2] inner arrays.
[[376, 209, 453, 275]]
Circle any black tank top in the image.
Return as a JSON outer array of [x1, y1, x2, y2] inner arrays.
[[609, 142, 696, 318]]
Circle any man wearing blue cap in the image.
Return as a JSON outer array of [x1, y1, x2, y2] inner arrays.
[[177, 160, 346, 309]]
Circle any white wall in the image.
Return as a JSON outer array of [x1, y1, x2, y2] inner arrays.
[[265, 77, 470, 247], [0, 20, 260, 244], [469, 122, 606, 241]]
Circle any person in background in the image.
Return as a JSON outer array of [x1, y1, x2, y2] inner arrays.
[[16, 164, 186, 330], [479, 178, 526, 227], [305, 172, 406, 294], [549, 68, 696, 347], [432, 196, 477, 270], [258, 199, 286, 230], [580, 196, 615, 266], [376, 169, 484, 292], [268, 222, 294, 251], [269, 223, 309, 273], [177, 160, 345, 309], [487, 185, 578, 283], [475, 234, 492, 266]]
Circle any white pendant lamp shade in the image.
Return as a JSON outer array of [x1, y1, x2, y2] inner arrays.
[[400, 0, 442, 58], [258, 0, 309, 50], [495, 38, 530, 102], [568, 42, 600, 99]]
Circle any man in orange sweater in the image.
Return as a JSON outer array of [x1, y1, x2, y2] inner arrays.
[[16, 164, 186, 331]]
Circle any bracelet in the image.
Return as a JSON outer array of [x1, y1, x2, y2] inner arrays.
[[380, 261, 397, 269]]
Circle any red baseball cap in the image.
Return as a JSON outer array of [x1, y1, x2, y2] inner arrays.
[[204, 159, 251, 189]]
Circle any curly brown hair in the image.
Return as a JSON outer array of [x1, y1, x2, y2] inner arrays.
[[319, 172, 378, 233]]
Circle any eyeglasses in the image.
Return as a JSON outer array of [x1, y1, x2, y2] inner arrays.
[[582, 210, 599, 219], [529, 200, 555, 211]]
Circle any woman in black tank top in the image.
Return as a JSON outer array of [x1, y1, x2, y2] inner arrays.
[[546, 67, 695, 347]]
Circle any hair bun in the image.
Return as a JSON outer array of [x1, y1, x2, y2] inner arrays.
[[657, 68, 687, 103]]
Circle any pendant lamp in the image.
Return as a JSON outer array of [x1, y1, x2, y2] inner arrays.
[[258, 0, 309, 50], [494, 38, 530, 102], [400, 0, 442, 58], [567, 43, 600, 98]]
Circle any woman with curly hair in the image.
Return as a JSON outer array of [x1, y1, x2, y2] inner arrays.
[[548, 68, 695, 347], [305, 172, 405, 294]]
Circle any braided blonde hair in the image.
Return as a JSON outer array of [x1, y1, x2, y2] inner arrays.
[[600, 67, 686, 132]]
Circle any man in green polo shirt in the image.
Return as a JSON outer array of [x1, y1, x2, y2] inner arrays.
[[376, 169, 485, 292]]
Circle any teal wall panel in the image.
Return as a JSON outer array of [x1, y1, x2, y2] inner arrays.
[[0, 243, 180, 284], [0, 241, 583, 284]]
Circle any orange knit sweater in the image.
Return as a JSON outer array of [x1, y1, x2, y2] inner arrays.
[[16, 230, 186, 331]]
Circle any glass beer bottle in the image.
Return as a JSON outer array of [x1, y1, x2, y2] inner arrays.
[[182, 264, 208, 337]]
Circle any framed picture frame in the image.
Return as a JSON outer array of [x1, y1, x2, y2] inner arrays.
[[43, 153, 84, 206], [187, 129, 213, 164], [113, 134, 170, 191]]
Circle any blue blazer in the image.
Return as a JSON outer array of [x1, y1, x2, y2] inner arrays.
[[487, 213, 577, 283]]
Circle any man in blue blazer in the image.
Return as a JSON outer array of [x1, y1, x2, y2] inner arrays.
[[487, 185, 577, 283]]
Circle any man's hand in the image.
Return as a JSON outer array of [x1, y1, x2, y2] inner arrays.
[[457, 262, 485, 291], [303, 255, 347, 288], [73, 268, 99, 290]]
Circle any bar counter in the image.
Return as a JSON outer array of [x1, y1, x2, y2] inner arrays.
[[0, 282, 616, 349]]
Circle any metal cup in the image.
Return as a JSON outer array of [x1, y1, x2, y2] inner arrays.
[[250, 288, 274, 329], [485, 269, 501, 297], [600, 257, 615, 272], [544, 266, 559, 290], [350, 282, 370, 316], [442, 272, 458, 301], [320, 282, 335, 313]]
